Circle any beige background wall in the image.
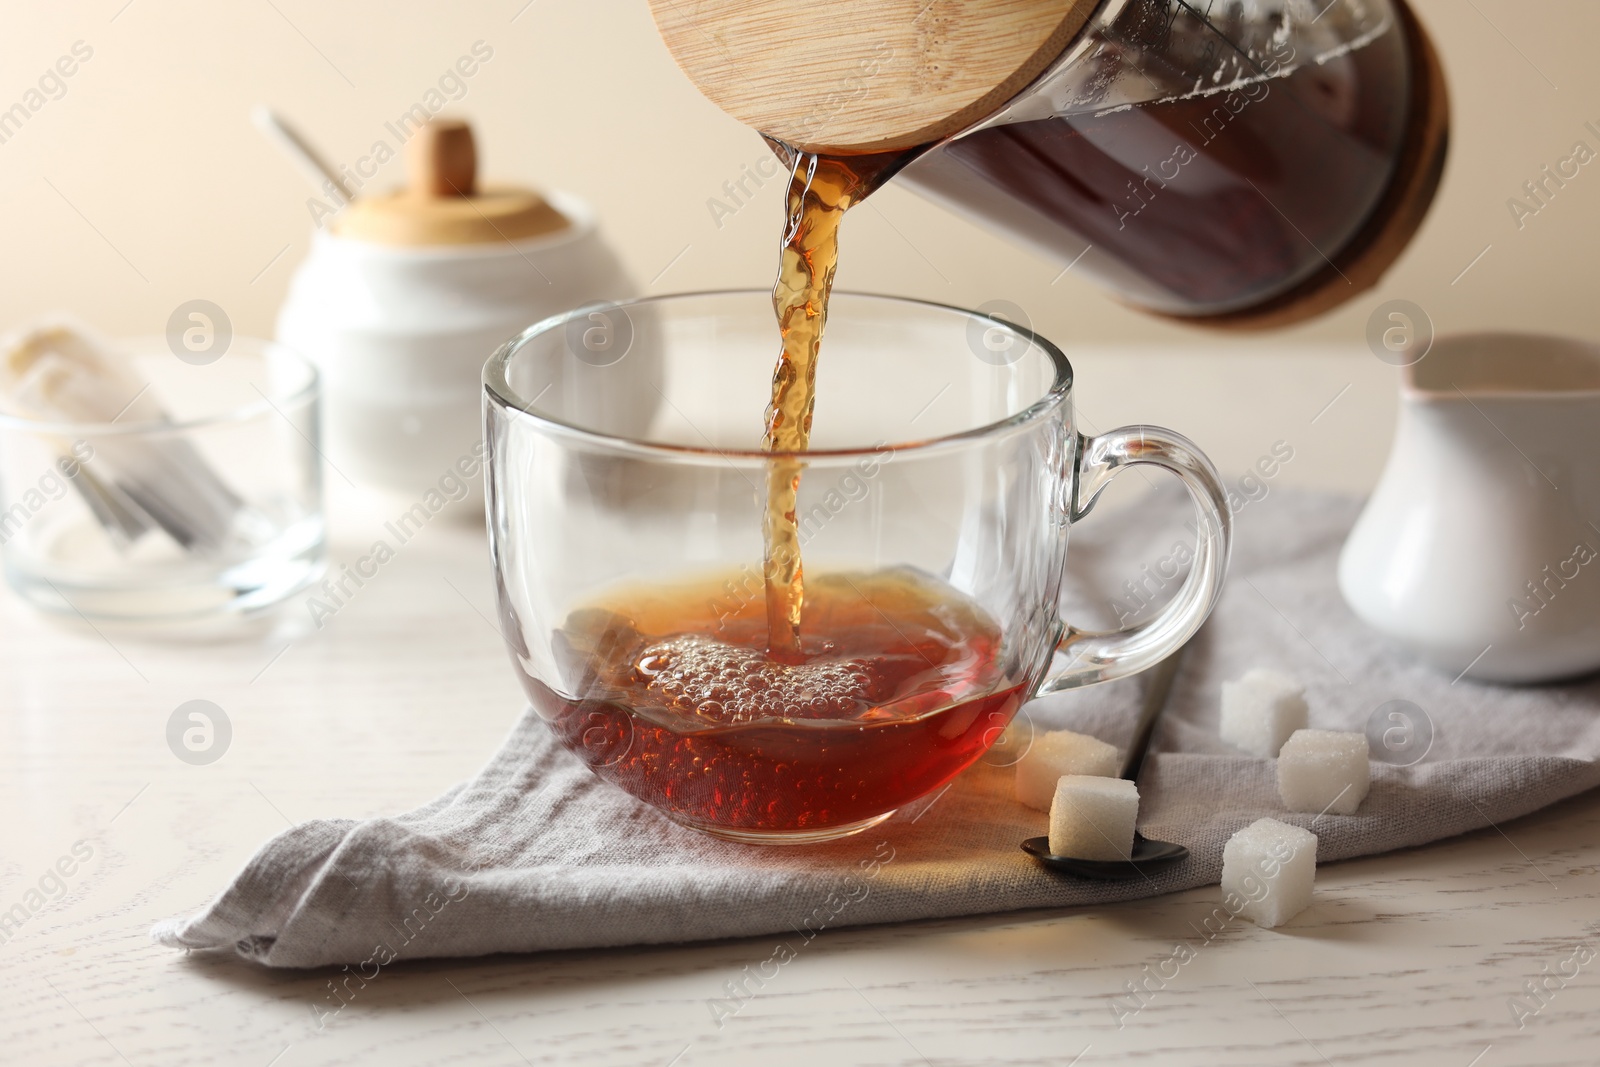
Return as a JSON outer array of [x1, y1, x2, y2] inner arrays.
[[1, 1, 1595, 360]]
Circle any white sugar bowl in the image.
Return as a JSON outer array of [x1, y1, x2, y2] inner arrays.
[[276, 119, 635, 511]]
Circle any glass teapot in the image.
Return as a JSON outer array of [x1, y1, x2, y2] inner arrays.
[[650, 0, 1448, 329]]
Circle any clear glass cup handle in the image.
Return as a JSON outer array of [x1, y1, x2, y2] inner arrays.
[[1037, 425, 1233, 694]]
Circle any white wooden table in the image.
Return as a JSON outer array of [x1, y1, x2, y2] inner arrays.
[[3, 349, 1597, 1066]]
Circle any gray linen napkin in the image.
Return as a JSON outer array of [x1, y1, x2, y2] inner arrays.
[[152, 488, 1600, 968]]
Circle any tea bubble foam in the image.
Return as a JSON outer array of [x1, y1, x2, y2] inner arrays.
[[636, 636, 874, 723]]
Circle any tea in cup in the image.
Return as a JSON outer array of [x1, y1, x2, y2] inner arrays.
[[484, 291, 1232, 842]]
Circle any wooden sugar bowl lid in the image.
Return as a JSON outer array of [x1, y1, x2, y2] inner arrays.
[[648, 0, 1102, 154], [334, 119, 569, 246]]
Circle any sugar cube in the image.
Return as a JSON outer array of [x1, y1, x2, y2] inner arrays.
[[1048, 775, 1139, 861], [1220, 668, 1308, 757], [1221, 818, 1318, 928], [1277, 729, 1370, 815], [1014, 729, 1121, 811]]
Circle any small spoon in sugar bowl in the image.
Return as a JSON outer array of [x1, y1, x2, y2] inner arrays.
[[1022, 643, 1191, 880]]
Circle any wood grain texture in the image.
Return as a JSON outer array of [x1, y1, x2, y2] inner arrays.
[[647, 0, 1101, 153], [1, 384, 1597, 1066]]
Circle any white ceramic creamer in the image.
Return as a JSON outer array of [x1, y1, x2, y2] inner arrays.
[[1340, 333, 1600, 683]]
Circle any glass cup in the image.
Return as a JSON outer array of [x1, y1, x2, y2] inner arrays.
[[0, 338, 325, 622], [484, 291, 1231, 843]]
